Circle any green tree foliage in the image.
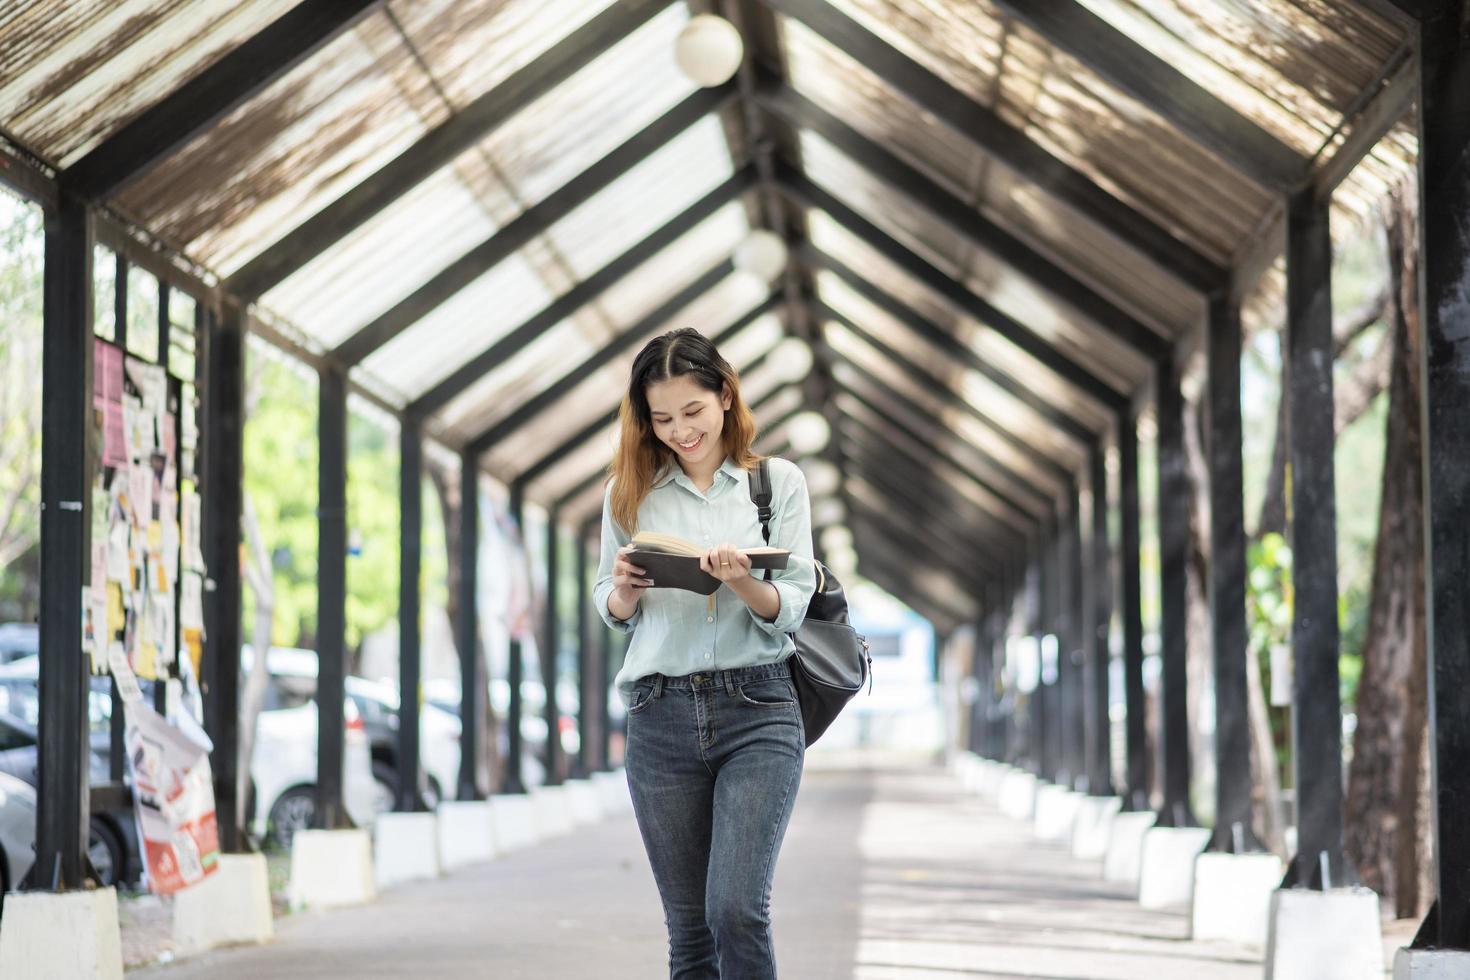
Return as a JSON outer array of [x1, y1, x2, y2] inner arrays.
[[0, 192, 43, 621], [240, 341, 404, 653]]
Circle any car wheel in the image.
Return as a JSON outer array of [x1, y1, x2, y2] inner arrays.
[[267, 786, 317, 850], [371, 762, 398, 814], [88, 818, 125, 887]]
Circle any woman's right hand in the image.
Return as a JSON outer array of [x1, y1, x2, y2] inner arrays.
[[610, 544, 654, 609]]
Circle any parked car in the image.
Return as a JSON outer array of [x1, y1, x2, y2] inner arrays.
[[241, 646, 377, 848], [0, 658, 139, 885], [0, 771, 36, 903], [343, 675, 460, 813], [0, 710, 137, 886], [0, 624, 36, 666]]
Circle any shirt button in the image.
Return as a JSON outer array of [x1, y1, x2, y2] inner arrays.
[[706, 615, 714, 623], [704, 654, 712, 660]]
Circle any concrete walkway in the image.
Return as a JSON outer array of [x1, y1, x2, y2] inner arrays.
[[131, 757, 1264, 979]]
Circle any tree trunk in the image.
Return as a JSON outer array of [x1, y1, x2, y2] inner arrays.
[[1344, 184, 1429, 919], [425, 457, 502, 795]]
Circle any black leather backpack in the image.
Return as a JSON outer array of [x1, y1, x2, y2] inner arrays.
[[749, 459, 871, 746]]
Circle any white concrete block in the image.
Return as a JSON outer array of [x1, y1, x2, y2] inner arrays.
[[998, 770, 1038, 820], [1102, 810, 1158, 883], [531, 784, 576, 838], [1138, 826, 1212, 908], [978, 763, 1009, 804], [490, 794, 540, 852], [1394, 948, 1470, 980], [1071, 795, 1123, 859], [173, 853, 274, 956], [436, 800, 497, 869], [590, 772, 627, 816], [1190, 851, 1283, 947], [289, 828, 375, 912], [0, 886, 122, 979], [564, 779, 604, 825], [1265, 887, 1382, 980], [1035, 786, 1085, 841], [373, 811, 440, 889]]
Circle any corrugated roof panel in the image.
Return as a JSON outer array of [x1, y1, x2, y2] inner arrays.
[[467, 4, 696, 212], [824, 320, 1070, 497], [809, 0, 1269, 263], [262, 163, 501, 347], [798, 128, 1153, 392], [115, 7, 446, 273], [0, 0, 298, 167], [434, 202, 754, 439], [112, 0, 603, 274], [355, 253, 553, 400], [817, 279, 1087, 467], [808, 211, 1112, 434], [781, 13, 1202, 329], [1073, 0, 1407, 157], [388, 0, 616, 109], [536, 117, 735, 280]]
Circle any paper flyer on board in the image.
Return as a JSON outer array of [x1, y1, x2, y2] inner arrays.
[[113, 651, 219, 896]]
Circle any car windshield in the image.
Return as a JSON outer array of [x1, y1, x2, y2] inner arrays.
[[0, 677, 113, 735]]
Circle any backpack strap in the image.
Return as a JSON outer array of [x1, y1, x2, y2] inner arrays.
[[749, 459, 774, 581]]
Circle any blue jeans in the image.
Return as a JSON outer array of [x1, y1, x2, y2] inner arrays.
[[624, 659, 805, 979]]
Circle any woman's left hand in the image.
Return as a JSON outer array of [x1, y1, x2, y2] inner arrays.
[[701, 542, 752, 583]]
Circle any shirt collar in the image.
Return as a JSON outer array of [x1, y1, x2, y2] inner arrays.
[[651, 455, 747, 493]]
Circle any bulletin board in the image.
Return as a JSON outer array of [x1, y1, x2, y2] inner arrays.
[[85, 338, 206, 684]]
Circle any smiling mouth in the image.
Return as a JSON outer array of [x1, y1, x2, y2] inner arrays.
[[676, 434, 703, 453]]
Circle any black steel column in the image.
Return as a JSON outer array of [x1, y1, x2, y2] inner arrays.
[[456, 451, 482, 800], [575, 523, 592, 776], [37, 191, 93, 890], [542, 514, 563, 786], [202, 304, 245, 851], [598, 615, 614, 772], [1065, 487, 1087, 789], [1120, 411, 1149, 809], [504, 482, 527, 793], [315, 363, 348, 829], [1206, 293, 1262, 852], [397, 416, 424, 811], [1155, 356, 1194, 827], [1029, 543, 1050, 778], [1415, 0, 1470, 948], [1283, 188, 1349, 887], [1087, 445, 1114, 796]]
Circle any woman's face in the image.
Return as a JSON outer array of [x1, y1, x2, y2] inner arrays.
[[645, 374, 732, 470]]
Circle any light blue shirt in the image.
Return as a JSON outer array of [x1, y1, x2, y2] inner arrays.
[[595, 455, 817, 699]]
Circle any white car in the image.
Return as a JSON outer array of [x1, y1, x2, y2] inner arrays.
[[0, 771, 35, 898], [344, 674, 461, 813], [240, 647, 377, 847]]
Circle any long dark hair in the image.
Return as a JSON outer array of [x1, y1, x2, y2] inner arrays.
[[608, 328, 760, 532]]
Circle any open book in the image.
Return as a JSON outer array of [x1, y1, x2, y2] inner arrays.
[[628, 531, 790, 595]]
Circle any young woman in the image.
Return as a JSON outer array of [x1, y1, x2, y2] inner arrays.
[[594, 327, 817, 979]]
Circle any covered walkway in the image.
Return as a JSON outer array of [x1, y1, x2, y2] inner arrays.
[[132, 756, 1280, 980]]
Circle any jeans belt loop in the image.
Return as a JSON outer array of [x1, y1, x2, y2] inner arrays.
[[723, 671, 736, 696], [653, 674, 666, 699]]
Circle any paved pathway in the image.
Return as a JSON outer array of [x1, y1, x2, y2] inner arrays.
[[132, 756, 1269, 979]]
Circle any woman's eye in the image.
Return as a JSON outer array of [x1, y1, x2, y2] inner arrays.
[[687, 409, 703, 417]]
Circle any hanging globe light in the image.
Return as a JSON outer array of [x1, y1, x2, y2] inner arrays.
[[811, 496, 846, 528], [770, 335, 813, 383], [819, 524, 853, 555], [733, 229, 788, 282], [786, 411, 830, 454], [674, 15, 744, 87], [802, 458, 840, 497]]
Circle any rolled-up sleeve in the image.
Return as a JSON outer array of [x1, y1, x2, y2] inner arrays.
[[594, 483, 640, 633], [749, 463, 817, 636]]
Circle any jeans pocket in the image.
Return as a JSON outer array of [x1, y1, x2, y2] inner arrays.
[[627, 683, 658, 715], [736, 677, 798, 707]]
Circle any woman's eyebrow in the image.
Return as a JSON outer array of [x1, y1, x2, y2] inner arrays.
[[651, 400, 704, 415]]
